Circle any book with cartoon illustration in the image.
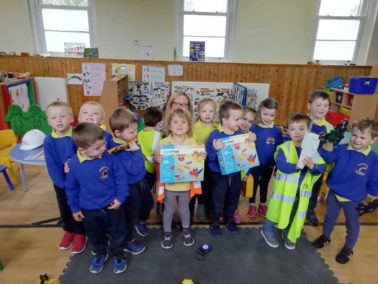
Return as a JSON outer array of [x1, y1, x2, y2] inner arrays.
[[160, 145, 206, 183], [217, 133, 260, 175]]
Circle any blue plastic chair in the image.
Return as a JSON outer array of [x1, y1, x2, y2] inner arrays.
[[0, 164, 15, 191]]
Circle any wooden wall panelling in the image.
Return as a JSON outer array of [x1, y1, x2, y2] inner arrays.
[[0, 56, 371, 123]]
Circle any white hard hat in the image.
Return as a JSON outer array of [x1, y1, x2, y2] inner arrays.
[[20, 129, 46, 150]]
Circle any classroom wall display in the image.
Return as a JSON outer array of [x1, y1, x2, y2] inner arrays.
[[128, 81, 170, 110], [171, 81, 270, 118], [142, 66, 165, 83], [111, 63, 136, 81], [82, 63, 106, 96], [34, 77, 69, 110]]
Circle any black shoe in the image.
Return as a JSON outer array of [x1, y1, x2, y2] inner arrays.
[[306, 213, 319, 226], [335, 247, 353, 264], [312, 234, 331, 249]]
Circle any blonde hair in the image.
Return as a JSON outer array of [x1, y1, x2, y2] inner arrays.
[[45, 101, 73, 118], [164, 108, 193, 137], [79, 101, 105, 119], [197, 98, 217, 121], [163, 93, 193, 136]]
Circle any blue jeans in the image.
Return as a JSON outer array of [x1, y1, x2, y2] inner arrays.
[[262, 218, 277, 238], [323, 191, 360, 250]]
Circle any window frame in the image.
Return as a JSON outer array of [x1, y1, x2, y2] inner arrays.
[[28, 0, 96, 55], [177, 0, 238, 62], [312, 0, 370, 65]]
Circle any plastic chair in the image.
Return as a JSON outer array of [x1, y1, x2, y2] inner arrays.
[[0, 164, 15, 191], [0, 129, 18, 184]]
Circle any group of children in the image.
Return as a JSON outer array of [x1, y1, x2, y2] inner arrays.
[[43, 90, 378, 275]]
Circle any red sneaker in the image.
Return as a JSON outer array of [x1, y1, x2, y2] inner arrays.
[[247, 204, 257, 218], [258, 204, 268, 217], [59, 231, 75, 250], [233, 209, 241, 224], [71, 234, 87, 254]]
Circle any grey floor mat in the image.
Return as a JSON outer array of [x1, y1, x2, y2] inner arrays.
[[60, 227, 338, 284]]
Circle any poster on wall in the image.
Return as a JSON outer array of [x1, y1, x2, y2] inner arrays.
[[128, 81, 170, 110], [189, 41, 205, 62], [82, 63, 106, 96], [8, 83, 30, 111], [112, 63, 136, 81], [64, 42, 85, 57], [142, 66, 165, 82]]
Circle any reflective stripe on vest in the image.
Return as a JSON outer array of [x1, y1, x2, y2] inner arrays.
[[267, 141, 324, 244]]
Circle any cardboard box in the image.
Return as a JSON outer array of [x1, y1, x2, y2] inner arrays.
[[217, 133, 260, 175], [160, 145, 206, 183]]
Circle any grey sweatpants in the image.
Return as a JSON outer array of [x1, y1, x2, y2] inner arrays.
[[163, 190, 190, 233]]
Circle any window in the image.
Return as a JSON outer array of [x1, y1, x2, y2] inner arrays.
[[28, 0, 94, 54], [179, 0, 237, 60], [313, 0, 368, 63]]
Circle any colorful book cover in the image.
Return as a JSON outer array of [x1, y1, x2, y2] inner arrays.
[[217, 133, 260, 175], [160, 145, 206, 183], [189, 41, 205, 62]]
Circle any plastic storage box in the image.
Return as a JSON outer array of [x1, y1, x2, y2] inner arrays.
[[349, 77, 378, 94], [326, 111, 349, 126]]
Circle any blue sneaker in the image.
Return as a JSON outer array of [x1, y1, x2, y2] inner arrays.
[[226, 223, 240, 234], [124, 240, 146, 255], [261, 228, 279, 248], [113, 256, 127, 274], [135, 223, 150, 237], [89, 254, 108, 274], [210, 224, 223, 237]]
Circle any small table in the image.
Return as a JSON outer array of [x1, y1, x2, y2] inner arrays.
[[10, 144, 46, 192]]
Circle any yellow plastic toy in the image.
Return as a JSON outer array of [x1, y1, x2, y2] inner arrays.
[[0, 129, 18, 184]]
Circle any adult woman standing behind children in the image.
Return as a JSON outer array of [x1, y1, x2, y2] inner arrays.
[[247, 98, 283, 219], [159, 93, 193, 135]]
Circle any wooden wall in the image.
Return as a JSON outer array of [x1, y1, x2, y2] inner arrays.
[[0, 56, 372, 123]]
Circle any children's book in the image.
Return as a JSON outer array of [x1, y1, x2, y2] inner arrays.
[[160, 145, 206, 183], [217, 133, 260, 175]]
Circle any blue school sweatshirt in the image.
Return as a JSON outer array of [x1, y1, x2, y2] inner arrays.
[[65, 151, 129, 213], [251, 123, 283, 166], [108, 138, 146, 185], [319, 144, 378, 201], [205, 127, 242, 174], [43, 133, 77, 188], [104, 130, 114, 149]]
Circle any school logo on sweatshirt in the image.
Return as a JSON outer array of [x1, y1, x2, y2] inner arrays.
[[99, 167, 110, 179], [266, 137, 275, 144], [355, 163, 368, 176]]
